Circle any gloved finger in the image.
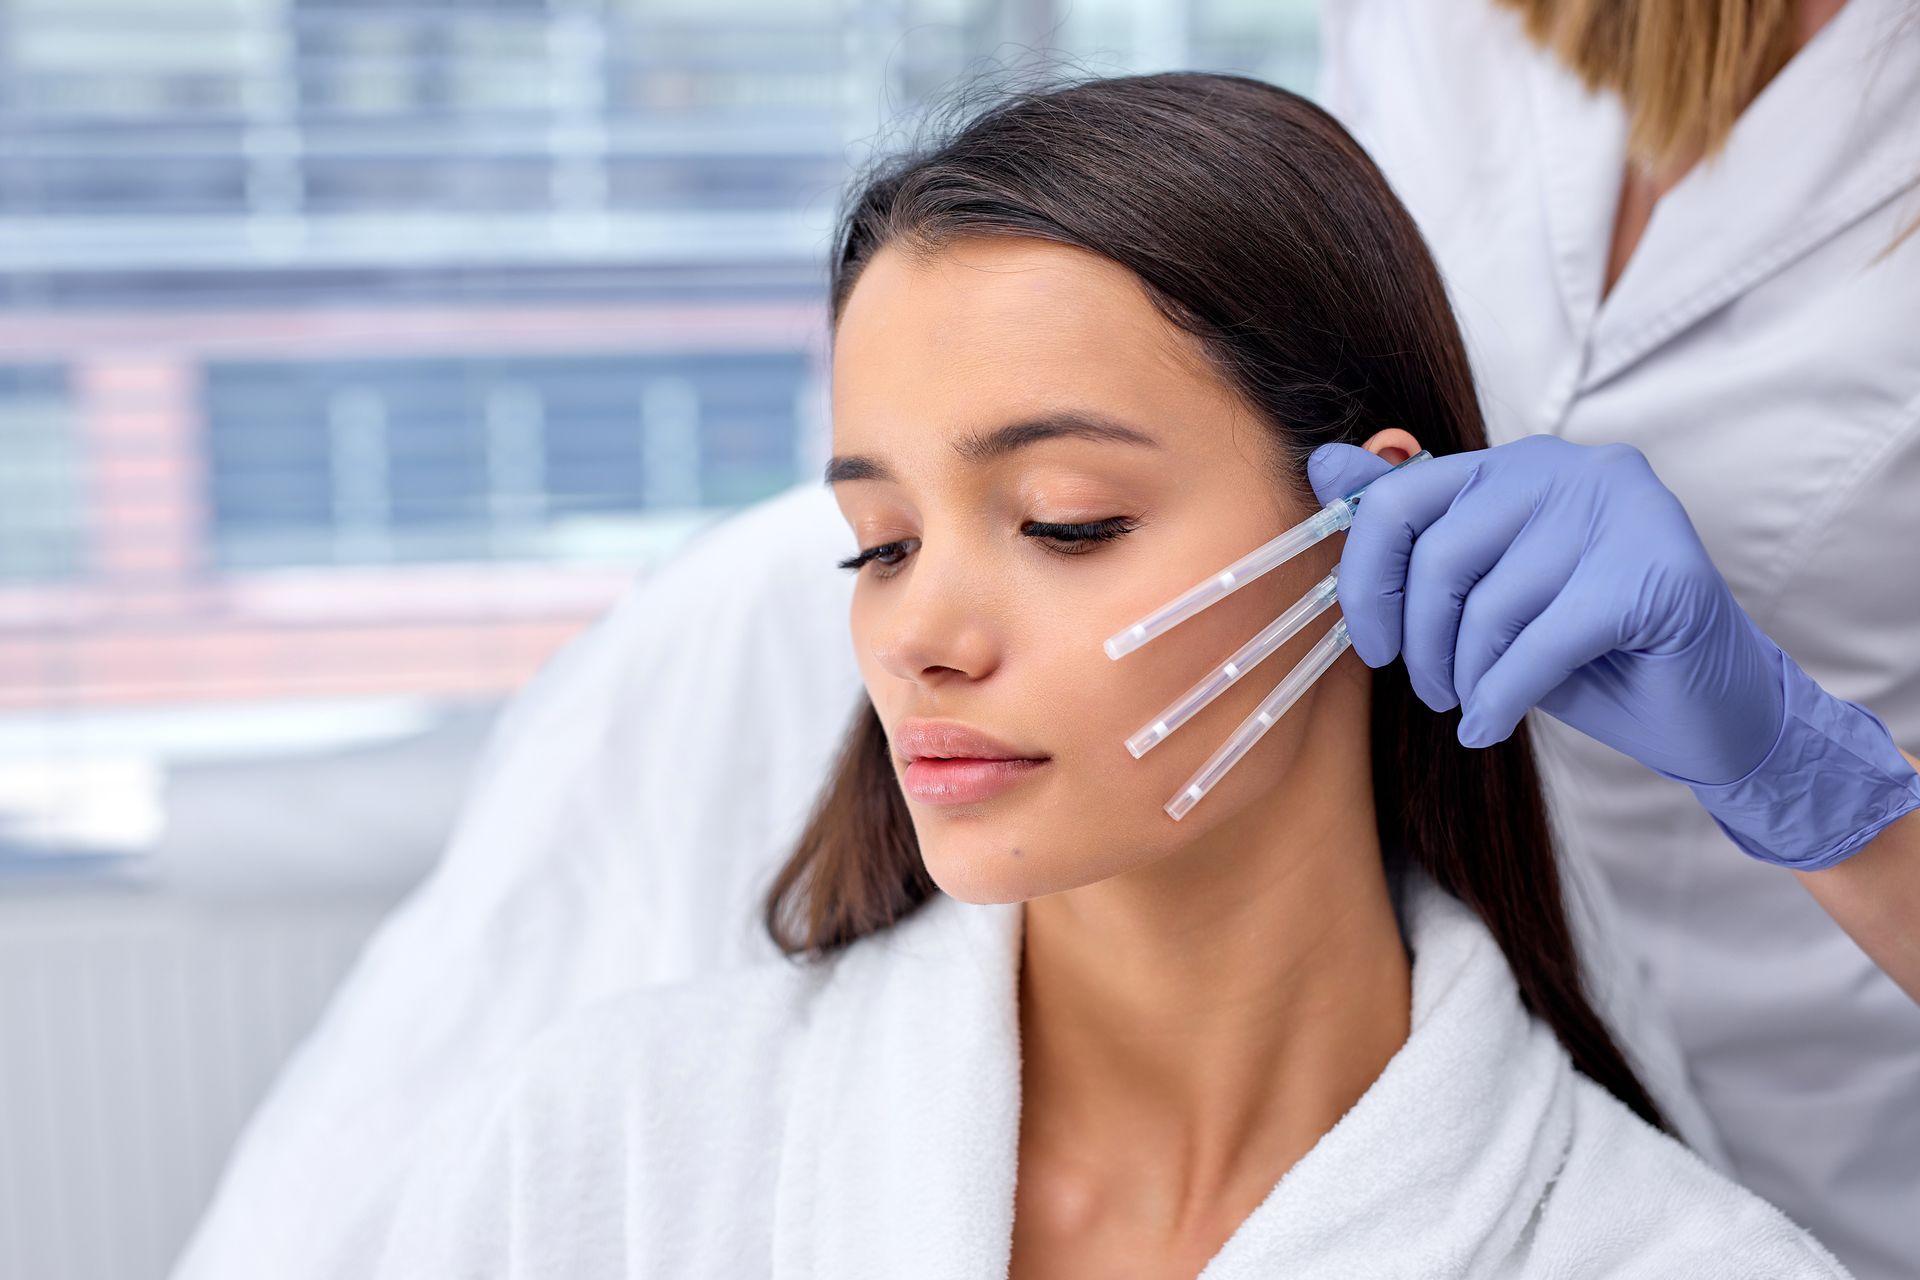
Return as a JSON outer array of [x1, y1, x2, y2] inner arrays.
[[1307, 442, 1394, 506], [1452, 513, 1582, 710], [1456, 571, 1616, 748], [1332, 450, 1485, 667], [1400, 490, 1537, 712]]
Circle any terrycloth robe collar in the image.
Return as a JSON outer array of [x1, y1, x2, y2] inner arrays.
[[770, 870, 1577, 1279]]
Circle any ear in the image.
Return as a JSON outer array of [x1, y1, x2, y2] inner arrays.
[[1307, 428, 1429, 504], [1360, 427, 1422, 465]]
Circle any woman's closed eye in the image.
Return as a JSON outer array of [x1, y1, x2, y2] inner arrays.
[[836, 515, 1141, 577]]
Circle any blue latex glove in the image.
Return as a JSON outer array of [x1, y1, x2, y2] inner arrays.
[[1309, 434, 1920, 872]]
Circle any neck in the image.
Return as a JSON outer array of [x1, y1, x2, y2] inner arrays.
[[1794, 0, 1847, 48], [1016, 662, 1411, 1236]]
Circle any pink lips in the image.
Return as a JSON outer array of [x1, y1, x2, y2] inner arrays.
[[903, 757, 1050, 805], [895, 718, 1051, 806]]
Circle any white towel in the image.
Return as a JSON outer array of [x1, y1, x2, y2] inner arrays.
[[368, 869, 1849, 1278]]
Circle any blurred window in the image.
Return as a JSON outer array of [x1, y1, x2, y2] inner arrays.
[[0, 0, 1318, 862]]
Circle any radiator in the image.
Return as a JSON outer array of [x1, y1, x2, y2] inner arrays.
[[0, 889, 395, 1280]]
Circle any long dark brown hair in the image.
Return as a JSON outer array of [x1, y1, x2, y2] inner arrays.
[[764, 71, 1670, 1134]]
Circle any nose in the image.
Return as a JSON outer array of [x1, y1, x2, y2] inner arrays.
[[866, 543, 1001, 685]]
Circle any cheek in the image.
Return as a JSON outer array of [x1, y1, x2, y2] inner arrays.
[[1070, 558, 1331, 798], [847, 539, 1336, 902], [848, 592, 885, 683]]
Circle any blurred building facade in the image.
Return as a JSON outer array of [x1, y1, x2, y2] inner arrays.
[[2, 0, 881, 710], [0, 0, 1316, 712]]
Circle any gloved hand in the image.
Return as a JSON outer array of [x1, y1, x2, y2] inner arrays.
[[1309, 434, 1920, 872]]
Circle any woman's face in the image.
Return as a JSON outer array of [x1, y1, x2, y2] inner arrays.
[[828, 235, 1394, 905]]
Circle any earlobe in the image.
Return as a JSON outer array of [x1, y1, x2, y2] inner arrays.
[[1360, 427, 1422, 465]]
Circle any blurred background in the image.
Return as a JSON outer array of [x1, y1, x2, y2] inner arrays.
[[0, 1, 1315, 1275]]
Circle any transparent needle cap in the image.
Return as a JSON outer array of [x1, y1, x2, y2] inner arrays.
[[1165, 619, 1352, 822], [1125, 568, 1339, 758], [1103, 449, 1429, 661]]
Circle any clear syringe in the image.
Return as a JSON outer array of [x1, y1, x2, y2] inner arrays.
[[1124, 567, 1340, 758], [1103, 449, 1430, 661], [1165, 618, 1353, 821]]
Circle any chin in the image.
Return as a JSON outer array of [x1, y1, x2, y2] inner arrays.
[[916, 828, 1087, 905]]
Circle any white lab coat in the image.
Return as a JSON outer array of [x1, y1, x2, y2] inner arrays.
[[174, 4, 1920, 1278], [1318, 1, 1920, 1274], [366, 868, 1848, 1279]]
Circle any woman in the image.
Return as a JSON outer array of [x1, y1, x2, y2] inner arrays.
[[369, 75, 1846, 1276]]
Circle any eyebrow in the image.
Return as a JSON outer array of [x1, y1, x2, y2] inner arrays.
[[822, 409, 1164, 486]]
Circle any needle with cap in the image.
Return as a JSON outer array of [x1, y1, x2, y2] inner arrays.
[[1103, 449, 1431, 820]]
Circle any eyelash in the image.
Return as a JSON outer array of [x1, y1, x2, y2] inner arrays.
[[836, 516, 1140, 578]]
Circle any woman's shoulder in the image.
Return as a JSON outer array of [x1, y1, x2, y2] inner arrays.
[[1528, 1075, 1852, 1278]]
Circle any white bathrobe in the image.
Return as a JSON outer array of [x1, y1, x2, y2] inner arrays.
[[368, 870, 1847, 1279]]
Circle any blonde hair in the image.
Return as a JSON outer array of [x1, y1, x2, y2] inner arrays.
[[1499, 0, 1920, 255], [1495, 0, 1796, 171]]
